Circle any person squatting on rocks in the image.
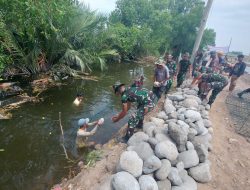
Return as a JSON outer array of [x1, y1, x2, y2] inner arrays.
[[76, 118, 104, 148], [177, 52, 192, 87], [112, 82, 154, 140], [228, 54, 246, 92], [197, 73, 228, 106], [152, 59, 169, 101], [238, 88, 250, 98], [164, 53, 177, 94]]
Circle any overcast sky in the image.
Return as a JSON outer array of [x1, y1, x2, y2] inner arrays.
[[82, 0, 250, 55]]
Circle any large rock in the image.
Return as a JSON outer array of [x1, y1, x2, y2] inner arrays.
[[130, 142, 155, 161], [184, 110, 202, 123], [177, 108, 187, 114], [157, 179, 171, 190], [182, 98, 199, 109], [153, 125, 168, 135], [151, 117, 165, 127], [139, 175, 158, 190], [118, 151, 143, 177], [172, 175, 197, 190], [143, 155, 162, 174], [186, 141, 194, 150], [203, 119, 212, 128], [157, 111, 168, 120], [177, 120, 189, 133], [189, 162, 212, 183], [191, 133, 212, 150], [164, 99, 176, 114], [168, 93, 185, 101], [194, 143, 208, 163], [187, 128, 198, 141], [143, 122, 157, 137], [184, 89, 198, 96], [184, 94, 201, 104], [128, 132, 149, 146], [177, 150, 199, 169], [155, 141, 179, 161], [155, 133, 172, 143], [148, 137, 158, 149], [177, 114, 185, 121], [169, 111, 178, 119], [168, 167, 183, 186], [112, 172, 140, 190], [155, 159, 171, 180], [168, 122, 188, 152], [193, 120, 208, 135]]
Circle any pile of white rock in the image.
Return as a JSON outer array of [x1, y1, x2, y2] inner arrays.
[[111, 87, 213, 190]]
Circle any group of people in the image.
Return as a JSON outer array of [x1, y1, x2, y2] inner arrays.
[[74, 50, 248, 147]]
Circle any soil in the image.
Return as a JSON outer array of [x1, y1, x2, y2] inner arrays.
[[57, 75, 250, 190]]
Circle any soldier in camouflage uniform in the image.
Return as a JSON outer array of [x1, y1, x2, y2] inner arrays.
[[112, 82, 154, 139], [177, 53, 192, 87], [197, 73, 228, 105], [165, 54, 177, 94]]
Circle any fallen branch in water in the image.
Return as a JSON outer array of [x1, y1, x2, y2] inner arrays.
[[59, 112, 69, 160]]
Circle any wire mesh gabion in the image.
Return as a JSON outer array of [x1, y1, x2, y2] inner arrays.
[[225, 90, 250, 138]]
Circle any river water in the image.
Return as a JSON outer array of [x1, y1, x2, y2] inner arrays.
[[0, 63, 154, 190]]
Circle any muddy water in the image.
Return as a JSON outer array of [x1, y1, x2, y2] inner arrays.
[[0, 63, 154, 190]]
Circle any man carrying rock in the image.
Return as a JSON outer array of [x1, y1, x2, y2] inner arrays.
[[112, 82, 154, 140], [164, 54, 177, 94], [197, 73, 228, 106], [152, 59, 169, 101]]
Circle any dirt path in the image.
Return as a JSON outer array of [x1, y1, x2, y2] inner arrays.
[[198, 75, 250, 190]]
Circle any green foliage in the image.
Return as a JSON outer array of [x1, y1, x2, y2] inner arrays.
[[109, 0, 216, 57], [0, 0, 117, 76], [85, 150, 103, 167], [200, 28, 216, 48], [0, 0, 217, 76]]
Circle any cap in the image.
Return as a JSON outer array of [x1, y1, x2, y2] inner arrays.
[[113, 82, 125, 94], [78, 118, 89, 126], [155, 58, 165, 66]]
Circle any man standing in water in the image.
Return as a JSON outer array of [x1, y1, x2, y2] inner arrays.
[[177, 53, 192, 87], [112, 82, 154, 140], [76, 118, 104, 148]]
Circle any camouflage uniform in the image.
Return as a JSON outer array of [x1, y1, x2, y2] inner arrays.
[[121, 87, 154, 137], [198, 73, 228, 105], [177, 59, 191, 87], [165, 61, 177, 93]]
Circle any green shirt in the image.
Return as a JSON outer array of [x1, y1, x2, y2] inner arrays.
[[179, 59, 191, 73], [121, 87, 152, 106], [166, 61, 177, 78]]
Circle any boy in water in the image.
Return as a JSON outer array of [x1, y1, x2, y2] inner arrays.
[[73, 93, 84, 106]]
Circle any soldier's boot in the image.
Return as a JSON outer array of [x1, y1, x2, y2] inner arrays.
[[122, 127, 135, 142], [136, 120, 143, 129]]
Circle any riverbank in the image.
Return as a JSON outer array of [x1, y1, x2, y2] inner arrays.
[[56, 75, 250, 190]]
